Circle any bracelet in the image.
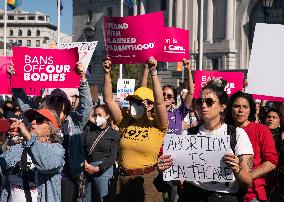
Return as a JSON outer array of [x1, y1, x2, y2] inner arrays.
[[150, 70, 158, 76]]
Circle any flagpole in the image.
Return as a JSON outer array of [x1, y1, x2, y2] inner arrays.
[[4, 0, 7, 56], [57, 0, 61, 45], [119, 0, 123, 79], [199, 0, 204, 70]]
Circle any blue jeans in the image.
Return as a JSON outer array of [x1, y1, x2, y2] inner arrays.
[[82, 161, 114, 202]]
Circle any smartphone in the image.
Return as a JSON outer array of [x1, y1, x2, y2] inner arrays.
[[0, 119, 12, 132]]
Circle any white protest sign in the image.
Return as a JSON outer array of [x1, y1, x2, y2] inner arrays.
[[246, 23, 284, 98], [59, 41, 98, 72], [163, 134, 234, 182], [117, 79, 135, 107]]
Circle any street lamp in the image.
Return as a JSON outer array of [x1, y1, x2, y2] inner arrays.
[[260, 0, 274, 23]]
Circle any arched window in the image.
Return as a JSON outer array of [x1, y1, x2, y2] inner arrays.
[[27, 30, 31, 36], [18, 30, 22, 36], [36, 30, 40, 36], [9, 30, 14, 36]]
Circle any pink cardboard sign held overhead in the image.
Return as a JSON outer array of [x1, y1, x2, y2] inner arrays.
[[252, 94, 284, 102], [103, 11, 164, 64], [0, 56, 12, 95], [11, 47, 80, 88], [157, 27, 190, 62], [193, 70, 244, 98], [0, 56, 41, 96]]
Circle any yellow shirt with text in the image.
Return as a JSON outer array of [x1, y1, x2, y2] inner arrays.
[[118, 111, 167, 169]]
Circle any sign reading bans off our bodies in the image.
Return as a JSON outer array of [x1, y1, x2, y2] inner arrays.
[[11, 47, 80, 88], [0, 56, 41, 96], [163, 134, 234, 182], [103, 12, 164, 64]]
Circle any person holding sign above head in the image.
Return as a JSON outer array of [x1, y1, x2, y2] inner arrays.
[[226, 91, 278, 202], [7, 62, 93, 202], [103, 56, 168, 202], [141, 58, 194, 135], [158, 79, 254, 202]]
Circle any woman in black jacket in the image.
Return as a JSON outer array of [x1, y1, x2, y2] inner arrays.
[[83, 105, 119, 202]]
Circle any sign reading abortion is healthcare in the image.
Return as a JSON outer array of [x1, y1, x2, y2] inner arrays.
[[193, 70, 244, 98], [11, 47, 80, 88], [158, 27, 190, 62], [163, 133, 234, 182], [103, 12, 164, 64]]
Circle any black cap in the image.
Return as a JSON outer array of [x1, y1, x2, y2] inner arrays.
[[49, 89, 71, 114]]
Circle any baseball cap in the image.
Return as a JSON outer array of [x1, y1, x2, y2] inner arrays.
[[25, 108, 59, 129], [125, 87, 154, 103], [49, 89, 71, 110]]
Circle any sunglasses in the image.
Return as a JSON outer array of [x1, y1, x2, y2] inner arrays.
[[196, 98, 217, 107], [34, 116, 47, 125], [163, 93, 173, 99]]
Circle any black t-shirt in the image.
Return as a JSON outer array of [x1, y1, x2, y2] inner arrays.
[[83, 123, 119, 173]]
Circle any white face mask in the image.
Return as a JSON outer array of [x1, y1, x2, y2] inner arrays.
[[96, 116, 108, 127], [130, 103, 145, 119]]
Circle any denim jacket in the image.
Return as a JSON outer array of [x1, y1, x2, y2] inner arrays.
[[0, 135, 65, 202], [12, 80, 93, 176]]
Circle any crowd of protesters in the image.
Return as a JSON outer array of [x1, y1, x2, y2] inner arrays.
[[0, 56, 283, 202]]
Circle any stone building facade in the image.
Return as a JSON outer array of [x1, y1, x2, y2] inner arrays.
[[73, 0, 284, 90], [0, 9, 72, 55]]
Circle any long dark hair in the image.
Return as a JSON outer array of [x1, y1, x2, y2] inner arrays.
[[226, 91, 256, 125]]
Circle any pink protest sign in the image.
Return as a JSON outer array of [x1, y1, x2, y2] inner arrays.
[[252, 94, 284, 102], [157, 27, 190, 62], [0, 56, 12, 95], [0, 56, 41, 95], [193, 70, 244, 98], [103, 11, 164, 64], [11, 47, 80, 88]]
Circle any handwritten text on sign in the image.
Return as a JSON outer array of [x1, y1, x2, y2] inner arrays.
[[163, 134, 234, 182], [117, 79, 135, 107]]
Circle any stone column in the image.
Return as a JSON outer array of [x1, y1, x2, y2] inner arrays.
[[175, 0, 183, 28], [205, 0, 213, 42], [168, 0, 173, 26], [133, 3, 138, 16], [225, 0, 235, 40], [139, 0, 145, 15]]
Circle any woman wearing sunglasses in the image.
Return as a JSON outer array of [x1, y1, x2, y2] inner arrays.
[[103, 56, 168, 202], [226, 91, 278, 202], [142, 59, 194, 136], [0, 108, 64, 202], [158, 79, 254, 202]]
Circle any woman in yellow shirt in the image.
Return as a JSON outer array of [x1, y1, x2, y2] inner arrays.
[[103, 56, 168, 202]]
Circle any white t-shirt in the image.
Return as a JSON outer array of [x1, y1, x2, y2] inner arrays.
[[189, 124, 254, 193], [9, 154, 38, 202]]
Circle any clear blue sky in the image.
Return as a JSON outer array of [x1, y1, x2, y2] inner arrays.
[[1, 0, 72, 34]]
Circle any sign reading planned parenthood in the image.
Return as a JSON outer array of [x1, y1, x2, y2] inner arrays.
[[163, 133, 234, 182], [103, 12, 164, 64]]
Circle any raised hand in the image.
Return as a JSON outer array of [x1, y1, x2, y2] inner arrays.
[[103, 57, 112, 73], [75, 62, 86, 80]]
